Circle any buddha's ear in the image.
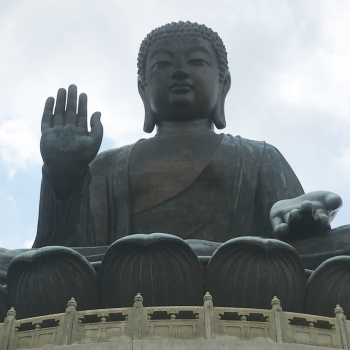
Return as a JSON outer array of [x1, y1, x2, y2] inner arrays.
[[212, 71, 231, 129], [138, 76, 156, 133]]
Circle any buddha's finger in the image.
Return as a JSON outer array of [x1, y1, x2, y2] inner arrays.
[[78, 93, 88, 129], [315, 209, 331, 231], [274, 223, 290, 240], [287, 209, 302, 224], [271, 215, 283, 231], [300, 200, 313, 214], [90, 112, 103, 143], [66, 85, 78, 125], [41, 97, 54, 132], [53, 88, 66, 126], [324, 192, 343, 212], [299, 200, 315, 222]]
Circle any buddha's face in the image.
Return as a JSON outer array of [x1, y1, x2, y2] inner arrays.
[[141, 36, 226, 124]]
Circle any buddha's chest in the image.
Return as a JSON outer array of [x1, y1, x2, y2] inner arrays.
[[128, 133, 224, 214]]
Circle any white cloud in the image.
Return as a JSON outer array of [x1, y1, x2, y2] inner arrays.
[[273, 0, 350, 121], [22, 239, 34, 249], [6, 195, 16, 206], [336, 148, 350, 178], [0, 118, 41, 175]]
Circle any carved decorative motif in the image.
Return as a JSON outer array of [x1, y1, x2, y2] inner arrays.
[[99, 233, 204, 307], [7, 247, 99, 319], [305, 256, 350, 317], [205, 237, 306, 311]]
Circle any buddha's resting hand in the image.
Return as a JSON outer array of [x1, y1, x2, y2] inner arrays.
[[269, 191, 342, 241], [40, 85, 103, 200]]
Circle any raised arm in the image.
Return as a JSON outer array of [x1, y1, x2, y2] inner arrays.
[[33, 85, 103, 248], [40, 84, 103, 200]]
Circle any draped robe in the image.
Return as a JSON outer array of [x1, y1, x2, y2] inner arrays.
[[1, 134, 350, 285], [33, 135, 304, 248]]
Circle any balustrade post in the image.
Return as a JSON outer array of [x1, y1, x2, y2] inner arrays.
[[61, 298, 77, 346], [132, 293, 143, 340], [203, 292, 214, 339], [0, 308, 16, 350], [335, 304, 349, 349], [271, 296, 283, 343]]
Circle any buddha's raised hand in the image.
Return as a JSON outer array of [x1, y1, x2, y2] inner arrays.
[[270, 191, 342, 241], [40, 85, 103, 200]]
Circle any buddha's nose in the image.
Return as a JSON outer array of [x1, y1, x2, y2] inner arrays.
[[171, 70, 190, 81]]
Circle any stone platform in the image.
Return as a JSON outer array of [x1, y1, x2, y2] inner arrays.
[[1, 294, 349, 350]]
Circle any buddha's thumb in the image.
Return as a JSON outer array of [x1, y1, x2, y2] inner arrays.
[[90, 112, 103, 138], [325, 192, 342, 212]]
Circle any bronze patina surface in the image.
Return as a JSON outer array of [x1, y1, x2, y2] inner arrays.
[[0, 22, 349, 319]]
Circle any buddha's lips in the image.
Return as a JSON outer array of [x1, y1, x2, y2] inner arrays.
[[169, 82, 193, 91]]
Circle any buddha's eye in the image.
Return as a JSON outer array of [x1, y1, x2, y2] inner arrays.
[[152, 61, 173, 69], [187, 58, 211, 67]]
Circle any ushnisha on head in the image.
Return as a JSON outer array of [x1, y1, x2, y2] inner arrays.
[[137, 21, 231, 133]]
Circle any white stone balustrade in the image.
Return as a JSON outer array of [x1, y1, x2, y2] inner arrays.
[[0, 294, 349, 350]]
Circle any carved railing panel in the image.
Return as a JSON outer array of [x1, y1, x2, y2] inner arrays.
[[214, 306, 274, 341], [73, 308, 130, 344], [143, 306, 203, 339], [10, 312, 64, 350], [283, 311, 340, 348]]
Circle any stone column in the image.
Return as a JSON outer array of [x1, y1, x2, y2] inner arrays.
[[335, 304, 349, 349], [61, 298, 78, 346], [203, 292, 214, 339], [271, 296, 283, 343], [0, 307, 16, 350], [132, 293, 143, 340]]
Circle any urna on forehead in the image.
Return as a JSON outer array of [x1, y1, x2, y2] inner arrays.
[[137, 21, 229, 83]]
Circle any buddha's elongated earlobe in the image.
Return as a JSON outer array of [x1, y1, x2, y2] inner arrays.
[[143, 103, 156, 133], [212, 72, 231, 129], [138, 76, 156, 133], [212, 102, 226, 129]]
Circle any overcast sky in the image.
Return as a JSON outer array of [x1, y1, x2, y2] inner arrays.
[[0, 0, 349, 249]]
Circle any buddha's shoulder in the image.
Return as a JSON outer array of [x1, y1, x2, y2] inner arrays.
[[224, 134, 282, 158], [224, 134, 268, 149]]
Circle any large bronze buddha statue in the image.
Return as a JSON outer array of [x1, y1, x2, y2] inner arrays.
[[1, 21, 350, 320], [35, 22, 342, 247]]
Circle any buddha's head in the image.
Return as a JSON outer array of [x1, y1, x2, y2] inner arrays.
[[137, 21, 231, 133]]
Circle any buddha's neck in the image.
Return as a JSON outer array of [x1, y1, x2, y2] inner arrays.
[[156, 118, 214, 137]]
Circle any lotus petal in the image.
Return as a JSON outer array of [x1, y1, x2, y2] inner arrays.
[[7, 246, 98, 319], [99, 233, 204, 307], [205, 237, 306, 311], [305, 256, 350, 317]]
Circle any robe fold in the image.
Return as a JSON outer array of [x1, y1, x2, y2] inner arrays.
[[33, 135, 304, 248]]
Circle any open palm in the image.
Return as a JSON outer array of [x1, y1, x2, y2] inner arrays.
[[40, 85, 103, 199], [270, 191, 342, 241]]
